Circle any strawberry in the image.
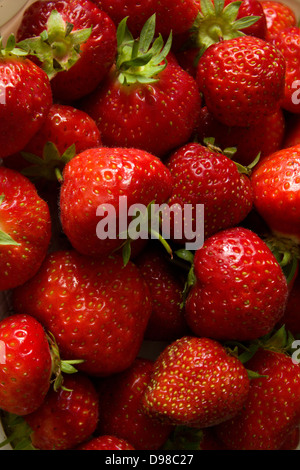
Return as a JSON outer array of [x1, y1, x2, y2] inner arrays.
[[0, 314, 52, 416], [272, 26, 300, 113], [215, 347, 300, 450], [184, 227, 289, 341], [260, 0, 297, 41], [78, 435, 135, 450], [195, 106, 285, 166], [135, 246, 188, 341], [196, 35, 286, 127], [141, 336, 250, 428], [80, 15, 202, 159], [24, 373, 99, 450], [0, 35, 52, 160], [251, 145, 300, 243], [16, 0, 117, 102], [12, 250, 152, 377], [163, 142, 253, 243], [59, 147, 173, 259], [0, 167, 52, 291], [96, 358, 174, 450]]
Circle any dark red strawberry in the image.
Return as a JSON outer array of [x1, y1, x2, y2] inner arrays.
[[24, 373, 99, 450], [0, 314, 52, 416], [96, 358, 174, 450], [12, 250, 152, 377], [78, 435, 135, 450], [141, 336, 250, 428], [16, 0, 117, 102], [184, 227, 289, 341], [0, 167, 51, 291], [215, 347, 300, 450], [0, 36, 52, 160], [260, 0, 297, 41]]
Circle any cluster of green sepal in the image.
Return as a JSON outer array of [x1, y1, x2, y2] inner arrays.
[[0, 34, 28, 58]]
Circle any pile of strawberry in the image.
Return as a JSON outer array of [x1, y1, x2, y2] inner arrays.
[[0, 0, 300, 451]]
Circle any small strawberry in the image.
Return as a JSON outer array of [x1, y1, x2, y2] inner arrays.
[[0, 35, 52, 160], [215, 347, 300, 450], [16, 0, 117, 102], [196, 35, 286, 127], [80, 15, 201, 159], [24, 373, 99, 450], [96, 358, 174, 450], [141, 336, 250, 428], [0, 167, 52, 291], [78, 435, 135, 450], [184, 227, 288, 341], [0, 314, 52, 416], [260, 0, 297, 42], [12, 250, 152, 377]]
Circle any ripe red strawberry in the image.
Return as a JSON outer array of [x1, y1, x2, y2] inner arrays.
[[16, 0, 117, 102], [195, 106, 285, 166], [185, 227, 289, 341], [215, 348, 300, 450], [4, 103, 102, 178], [78, 435, 135, 450], [251, 145, 300, 243], [96, 358, 174, 450], [260, 0, 297, 41], [81, 15, 201, 159], [24, 373, 99, 450], [196, 35, 286, 127], [141, 336, 250, 428], [0, 314, 52, 416], [163, 142, 253, 243], [0, 167, 51, 291], [0, 36, 52, 160], [135, 246, 188, 341], [59, 147, 173, 258], [273, 26, 300, 113], [12, 250, 152, 377]]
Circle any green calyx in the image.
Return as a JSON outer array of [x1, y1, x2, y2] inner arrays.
[[16, 9, 92, 80], [189, 0, 261, 53], [0, 34, 28, 58], [116, 14, 172, 85]]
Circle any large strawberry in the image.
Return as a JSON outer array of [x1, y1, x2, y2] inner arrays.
[[16, 0, 117, 102], [59, 147, 173, 259], [215, 347, 300, 450], [80, 15, 201, 159], [12, 250, 152, 377], [184, 226, 289, 341], [141, 336, 250, 428], [196, 35, 286, 127], [0, 167, 52, 291], [0, 314, 52, 416], [0, 36, 52, 160]]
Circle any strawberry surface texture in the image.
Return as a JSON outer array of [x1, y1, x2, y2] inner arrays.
[[0, 0, 299, 453]]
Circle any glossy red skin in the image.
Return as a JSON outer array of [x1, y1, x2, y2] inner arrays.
[[81, 63, 202, 159], [59, 147, 174, 257], [260, 0, 297, 41], [0, 167, 52, 291], [0, 57, 52, 159], [13, 250, 152, 377], [196, 106, 285, 166], [0, 314, 52, 416], [25, 374, 99, 450], [97, 358, 174, 450], [273, 26, 300, 113], [215, 349, 300, 450], [165, 142, 253, 241], [196, 35, 286, 127], [141, 336, 250, 428], [251, 145, 300, 242], [232, 0, 267, 38], [17, 0, 117, 102], [185, 227, 288, 341], [91, 0, 200, 38], [78, 436, 135, 450]]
